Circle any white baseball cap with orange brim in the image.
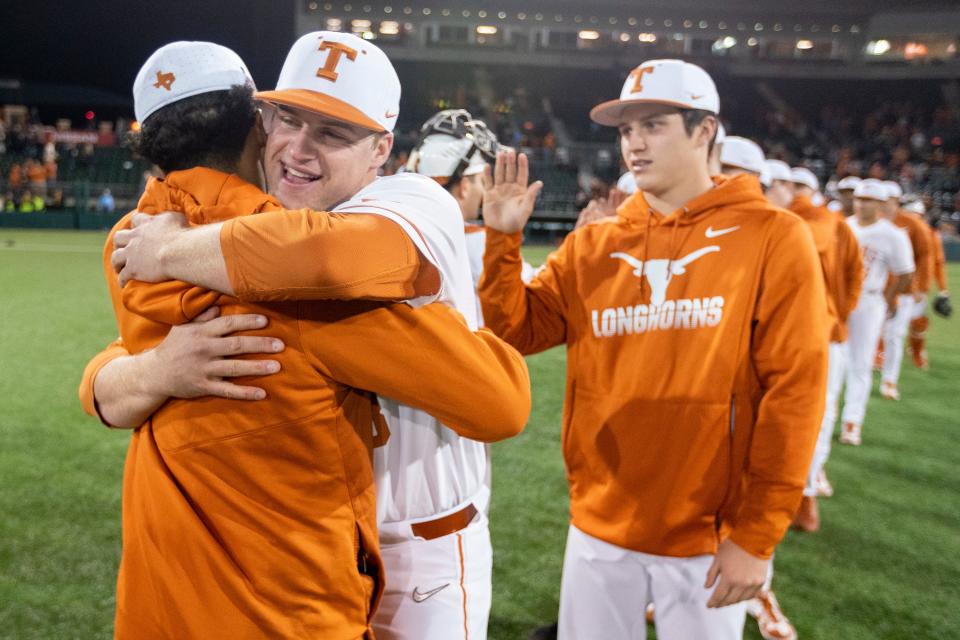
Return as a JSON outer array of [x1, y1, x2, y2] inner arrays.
[[256, 31, 400, 133], [590, 59, 720, 126]]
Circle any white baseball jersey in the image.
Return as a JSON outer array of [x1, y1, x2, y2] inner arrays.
[[335, 173, 489, 526], [846, 217, 914, 293]]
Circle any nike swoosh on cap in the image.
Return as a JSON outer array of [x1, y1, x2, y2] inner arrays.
[[705, 225, 740, 238], [412, 583, 450, 603]]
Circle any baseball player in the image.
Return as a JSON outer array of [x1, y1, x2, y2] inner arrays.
[[902, 200, 936, 368], [479, 59, 828, 640], [762, 159, 795, 210], [79, 40, 530, 639], [835, 176, 861, 217], [717, 137, 802, 640], [838, 179, 915, 446], [406, 109, 539, 320], [718, 135, 765, 179], [86, 32, 528, 639], [879, 181, 931, 400], [787, 171, 863, 531]]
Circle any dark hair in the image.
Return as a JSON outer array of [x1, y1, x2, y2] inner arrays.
[[681, 108, 718, 153], [130, 85, 256, 174]]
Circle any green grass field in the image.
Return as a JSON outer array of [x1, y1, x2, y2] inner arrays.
[[1, 229, 958, 640]]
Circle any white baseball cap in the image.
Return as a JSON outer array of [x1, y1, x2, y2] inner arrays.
[[903, 199, 926, 214], [790, 167, 819, 191], [409, 134, 487, 181], [720, 136, 766, 175], [837, 176, 862, 191], [854, 178, 889, 201], [256, 31, 400, 133], [133, 41, 255, 123], [883, 180, 903, 200], [590, 59, 719, 126], [765, 159, 792, 183]]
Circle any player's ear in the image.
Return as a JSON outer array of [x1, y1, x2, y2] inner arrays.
[[370, 132, 394, 171], [254, 111, 267, 149]]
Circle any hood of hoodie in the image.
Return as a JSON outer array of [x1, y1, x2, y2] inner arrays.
[[123, 167, 281, 327], [616, 174, 769, 227], [610, 174, 771, 304], [137, 167, 278, 225]]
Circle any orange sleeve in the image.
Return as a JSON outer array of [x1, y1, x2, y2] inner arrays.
[[299, 301, 531, 443], [933, 231, 948, 291], [728, 216, 829, 559], [909, 218, 932, 292], [477, 229, 569, 355], [837, 220, 863, 323], [78, 339, 130, 422], [220, 210, 438, 302]]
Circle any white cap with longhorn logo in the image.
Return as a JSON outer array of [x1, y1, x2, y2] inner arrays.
[[256, 31, 401, 133]]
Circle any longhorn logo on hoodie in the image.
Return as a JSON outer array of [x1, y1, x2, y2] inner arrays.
[[592, 246, 724, 338]]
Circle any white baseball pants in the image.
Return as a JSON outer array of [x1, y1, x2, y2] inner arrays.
[[806, 341, 848, 495], [881, 294, 914, 385], [558, 525, 747, 640], [372, 516, 492, 640], [841, 293, 887, 426]]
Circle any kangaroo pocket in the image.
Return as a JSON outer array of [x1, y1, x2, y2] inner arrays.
[[564, 385, 732, 556]]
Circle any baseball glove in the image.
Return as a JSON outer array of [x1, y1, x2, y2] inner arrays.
[[933, 293, 952, 318]]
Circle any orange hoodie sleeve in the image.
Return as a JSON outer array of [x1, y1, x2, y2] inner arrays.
[[933, 230, 948, 291], [908, 217, 932, 293], [221, 210, 439, 302], [78, 339, 129, 421], [729, 216, 829, 559], [299, 301, 531, 443], [477, 229, 569, 355], [836, 219, 863, 323]]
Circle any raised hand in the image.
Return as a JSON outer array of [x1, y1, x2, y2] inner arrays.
[[481, 150, 544, 234]]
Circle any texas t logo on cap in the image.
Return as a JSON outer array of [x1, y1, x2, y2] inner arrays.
[[316, 40, 358, 82], [256, 31, 401, 133], [591, 59, 720, 127]]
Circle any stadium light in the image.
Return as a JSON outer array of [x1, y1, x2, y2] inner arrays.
[[379, 20, 400, 35], [351, 19, 372, 30], [578, 30, 600, 40], [477, 25, 498, 35], [712, 36, 737, 52], [362, 31, 376, 40], [866, 39, 891, 56], [904, 42, 929, 59], [796, 40, 814, 50], [638, 33, 657, 43], [619, 32, 631, 42], [326, 18, 343, 31], [747, 37, 759, 46]]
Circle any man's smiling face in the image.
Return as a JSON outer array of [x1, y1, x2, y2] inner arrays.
[[261, 101, 392, 210]]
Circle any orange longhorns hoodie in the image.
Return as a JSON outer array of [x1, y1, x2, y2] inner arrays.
[[790, 195, 863, 343], [480, 174, 828, 559], [82, 168, 530, 640]]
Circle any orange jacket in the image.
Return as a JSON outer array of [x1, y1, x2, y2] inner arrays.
[[82, 168, 530, 640], [790, 196, 863, 342], [479, 174, 828, 559], [932, 229, 948, 292], [892, 210, 932, 293]]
